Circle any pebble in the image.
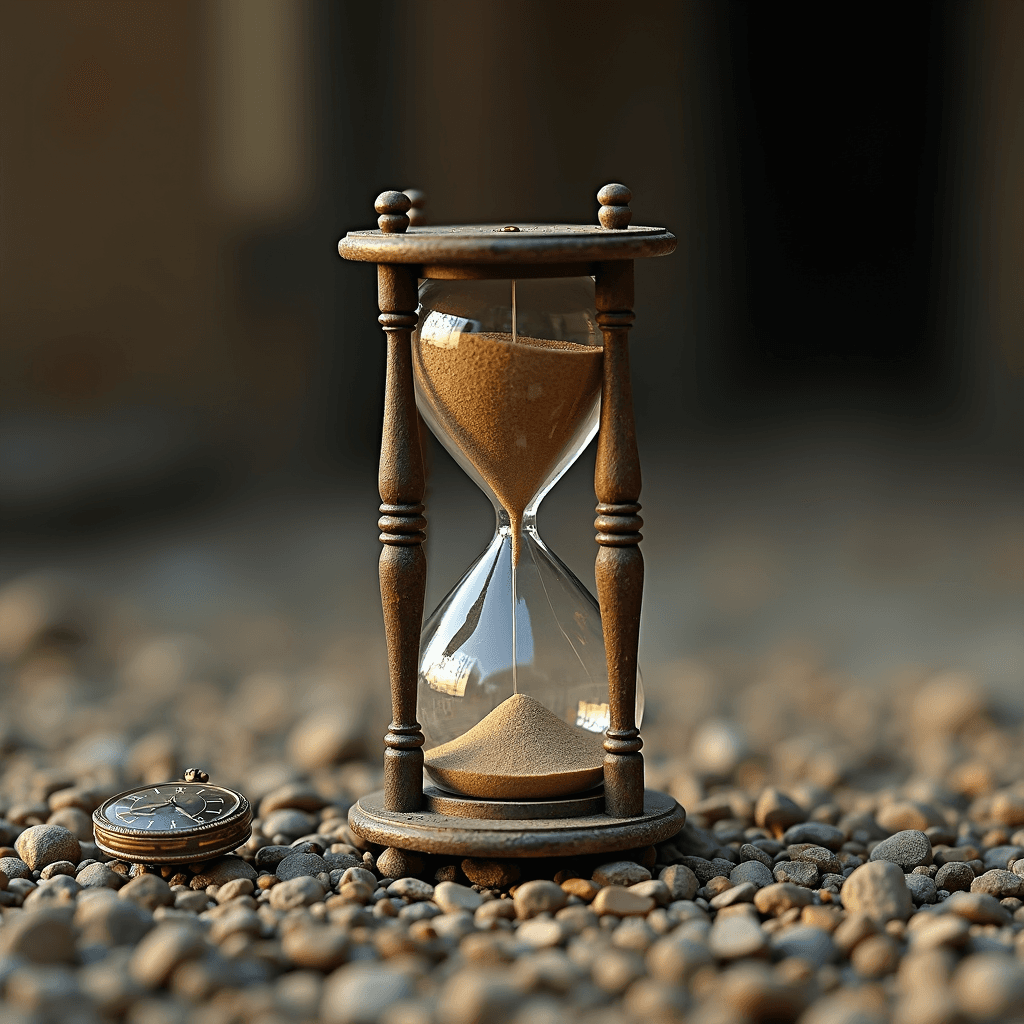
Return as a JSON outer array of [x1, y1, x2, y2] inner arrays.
[[935, 861, 975, 892], [128, 922, 205, 988], [789, 843, 843, 875], [970, 868, 1024, 899], [628, 879, 671, 905], [283, 923, 349, 970], [592, 861, 651, 887], [0, 907, 77, 963], [591, 886, 654, 916], [286, 710, 365, 771], [14, 825, 80, 871], [276, 851, 330, 881], [952, 953, 1024, 1020], [943, 891, 1011, 925], [658, 864, 698, 901], [709, 915, 768, 959], [515, 879, 569, 919], [841, 861, 914, 922], [710, 882, 756, 909], [850, 933, 900, 978], [189, 857, 258, 889], [754, 788, 805, 836], [876, 801, 943, 833], [39, 860, 76, 879], [75, 892, 154, 946], [119, 873, 174, 909], [903, 872, 937, 905], [560, 877, 600, 901], [773, 860, 819, 888], [753, 882, 814, 916], [730, 860, 774, 889], [869, 829, 933, 871], [261, 808, 318, 840], [259, 782, 327, 816], [460, 858, 521, 889], [781, 822, 845, 851], [269, 876, 325, 910], [434, 880, 483, 914], [771, 925, 836, 968]]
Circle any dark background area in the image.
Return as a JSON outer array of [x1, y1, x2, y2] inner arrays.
[[1, 0, 1021, 706]]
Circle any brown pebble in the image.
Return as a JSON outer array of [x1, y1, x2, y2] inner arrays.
[[560, 878, 599, 902], [591, 886, 654, 917]]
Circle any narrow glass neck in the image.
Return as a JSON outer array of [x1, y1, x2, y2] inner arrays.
[[494, 504, 539, 536]]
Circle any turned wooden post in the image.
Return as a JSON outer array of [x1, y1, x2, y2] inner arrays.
[[375, 191, 426, 813], [595, 184, 645, 818]]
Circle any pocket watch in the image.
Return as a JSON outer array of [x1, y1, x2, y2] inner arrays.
[[92, 769, 252, 864]]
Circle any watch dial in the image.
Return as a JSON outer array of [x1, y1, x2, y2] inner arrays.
[[104, 784, 240, 831]]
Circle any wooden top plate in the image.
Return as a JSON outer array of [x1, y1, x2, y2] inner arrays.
[[338, 223, 677, 265]]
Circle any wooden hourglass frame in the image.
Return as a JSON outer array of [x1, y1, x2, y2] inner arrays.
[[339, 185, 685, 871]]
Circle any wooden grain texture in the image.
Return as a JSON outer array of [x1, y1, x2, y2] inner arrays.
[[349, 788, 685, 858], [339, 223, 676, 264], [594, 259, 645, 818], [377, 262, 426, 813], [422, 786, 606, 821]]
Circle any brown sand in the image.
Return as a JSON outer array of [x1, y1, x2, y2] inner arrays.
[[423, 693, 605, 799], [414, 332, 603, 563]]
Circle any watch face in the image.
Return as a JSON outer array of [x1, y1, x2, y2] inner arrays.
[[102, 783, 241, 833]]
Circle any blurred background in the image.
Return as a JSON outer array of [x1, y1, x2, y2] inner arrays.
[[0, 0, 1021, 787]]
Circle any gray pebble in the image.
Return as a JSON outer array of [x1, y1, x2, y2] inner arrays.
[[935, 861, 975, 893], [254, 845, 294, 871], [398, 900, 441, 921], [39, 860, 76, 880], [189, 857, 257, 889], [434, 881, 482, 914], [77, 863, 124, 890], [658, 864, 698, 902], [0, 906, 77, 963], [0, 857, 31, 880], [320, 963, 415, 1024], [269, 875, 325, 910], [261, 808, 318, 840], [282, 923, 349, 971], [789, 843, 842, 875], [944, 891, 1012, 925], [983, 845, 1023, 870], [592, 861, 651, 887], [739, 843, 773, 868], [781, 822, 845, 851], [773, 861, 819, 888], [841, 861, 914, 922], [387, 877, 434, 901], [904, 873, 937, 905], [276, 852, 330, 881], [869, 830, 932, 871], [119, 874, 173, 910], [128, 921, 205, 987], [708, 914, 768, 959], [771, 924, 836, 967], [514, 879, 568, 920], [821, 873, 846, 890], [729, 860, 774, 890], [14, 825, 81, 871]]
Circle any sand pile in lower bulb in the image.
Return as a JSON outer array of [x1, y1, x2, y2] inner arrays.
[[423, 693, 605, 800]]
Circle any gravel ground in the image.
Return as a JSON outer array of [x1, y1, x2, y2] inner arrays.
[[2, 570, 1024, 1024]]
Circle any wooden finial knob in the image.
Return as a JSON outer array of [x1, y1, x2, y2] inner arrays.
[[375, 191, 412, 233], [403, 189, 426, 227], [597, 183, 632, 229]]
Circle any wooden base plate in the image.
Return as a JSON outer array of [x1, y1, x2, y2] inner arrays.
[[348, 788, 685, 858]]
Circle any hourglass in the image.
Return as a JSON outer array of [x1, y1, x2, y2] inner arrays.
[[339, 186, 685, 869]]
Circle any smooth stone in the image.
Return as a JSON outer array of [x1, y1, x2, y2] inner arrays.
[[850, 933, 900, 978], [831, 913, 879, 956], [983, 845, 1023, 870], [629, 879, 671, 906], [286, 710, 365, 772], [387, 877, 434, 902], [781, 823, 845, 851], [38, 861, 76, 880], [0, 907, 76, 964], [591, 886, 654, 917], [276, 852, 330, 881], [14, 826, 80, 871], [730, 861, 774, 890], [708, 915, 768, 959], [75, 862, 123, 890], [870, 830, 933, 871], [339, 867, 377, 891], [710, 882, 756, 909], [434, 881, 482, 914], [952, 953, 1024, 1020], [214, 878, 255, 903], [647, 935, 714, 982], [0, 857, 30, 880], [514, 880, 568, 920], [208, 906, 261, 943], [259, 782, 328, 816], [283, 924, 349, 971], [592, 861, 651, 887], [269, 876, 325, 911], [75, 892, 154, 945], [739, 844, 773, 868], [321, 963, 417, 1024], [254, 846, 294, 871], [909, 914, 970, 950], [754, 883, 814, 916], [45, 807, 93, 841], [128, 921, 205, 987], [119, 874, 174, 910], [943, 891, 1012, 925], [876, 801, 944, 834], [754, 789, 805, 836], [561, 878, 600, 902], [658, 864, 698, 902], [261, 808, 318, 840], [771, 924, 836, 967], [841, 861, 914, 922]]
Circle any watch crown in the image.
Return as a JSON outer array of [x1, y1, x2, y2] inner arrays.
[[183, 768, 209, 784]]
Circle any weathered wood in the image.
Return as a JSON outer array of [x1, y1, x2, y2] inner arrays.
[[420, 261, 595, 280], [349, 788, 685, 858], [594, 257, 645, 818], [339, 223, 676, 265], [377, 260, 426, 813]]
